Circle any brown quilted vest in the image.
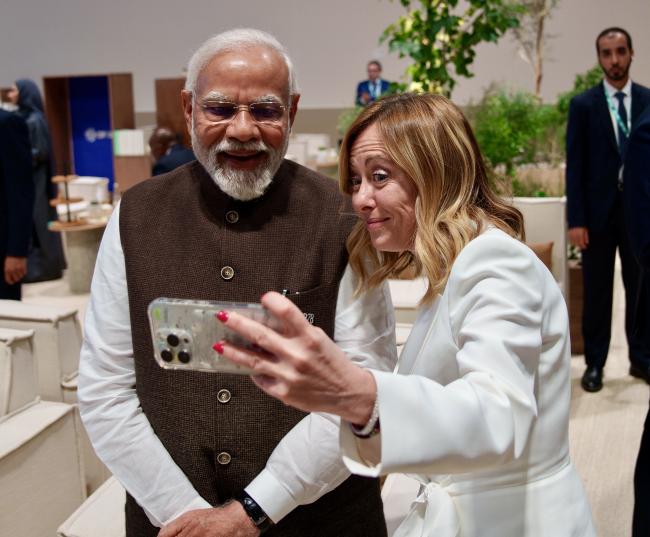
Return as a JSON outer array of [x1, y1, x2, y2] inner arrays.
[[119, 160, 386, 536]]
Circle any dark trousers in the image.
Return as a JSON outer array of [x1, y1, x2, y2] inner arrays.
[[581, 195, 650, 368], [633, 400, 650, 537]]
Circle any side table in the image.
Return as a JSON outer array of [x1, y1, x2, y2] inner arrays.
[[50, 221, 107, 294]]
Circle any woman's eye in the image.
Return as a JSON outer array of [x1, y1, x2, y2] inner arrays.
[[372, 171, 389, 182], [349, 176, 361, 190]]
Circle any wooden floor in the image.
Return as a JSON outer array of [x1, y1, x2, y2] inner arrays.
[[22, 259, 649, 537]]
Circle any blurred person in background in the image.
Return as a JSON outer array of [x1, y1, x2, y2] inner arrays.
[[565, 28, 650, 392], [0, 108, 34, 299], [355, 60, 390, 107], [7, 79, 65, 282], [148, 126, 195, 176]]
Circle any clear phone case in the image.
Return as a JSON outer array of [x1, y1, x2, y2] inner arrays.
[[147, 297, 280, 374]]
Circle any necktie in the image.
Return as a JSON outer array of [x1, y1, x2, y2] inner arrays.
[[615, 91, 628, 157]]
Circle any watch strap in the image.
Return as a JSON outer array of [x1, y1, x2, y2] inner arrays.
[[235, 491, 273, 533]]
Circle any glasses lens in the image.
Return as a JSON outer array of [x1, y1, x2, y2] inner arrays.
[[250, 102, 284, 123], [203, 102, 237, 122]]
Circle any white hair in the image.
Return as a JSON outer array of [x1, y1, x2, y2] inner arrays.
[[185, 28, 298, 96]]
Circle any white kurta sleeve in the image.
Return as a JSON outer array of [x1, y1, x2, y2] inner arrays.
[[342, 234, 542, 476], [246, 266, 397, 522], [77, 203, 211, 527]]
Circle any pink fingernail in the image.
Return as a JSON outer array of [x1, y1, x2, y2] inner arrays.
[[216, 311, 229, 322], [212, 341, 224, 354]]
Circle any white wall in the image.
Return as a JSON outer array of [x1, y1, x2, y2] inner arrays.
[[1, 0, 649, 112]]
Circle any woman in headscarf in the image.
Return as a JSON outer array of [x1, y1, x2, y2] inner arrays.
[[8, 79, 65, 282]]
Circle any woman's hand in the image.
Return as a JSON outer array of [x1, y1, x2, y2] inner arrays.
[[216, 292, 377, 425]]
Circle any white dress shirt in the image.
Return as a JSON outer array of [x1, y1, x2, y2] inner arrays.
[[603, 78, 632, 145], [78, 202, 397, 527]]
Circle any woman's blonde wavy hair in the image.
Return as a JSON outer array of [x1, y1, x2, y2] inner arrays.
[[339, 92, 524, 305]]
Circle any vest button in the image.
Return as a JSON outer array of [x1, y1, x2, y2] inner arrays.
[[217, 389, 231, 403], [221, 266, 234, 280], [217, 451, 232, 465], [225, 210, 239, 224]]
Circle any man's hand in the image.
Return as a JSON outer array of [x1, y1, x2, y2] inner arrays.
[[4, 256, 27, 285], [568, 227, 589, 250], [158, 502, 260, 537]]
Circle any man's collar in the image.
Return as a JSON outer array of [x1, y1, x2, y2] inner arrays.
[[603, 78, 632, 97]]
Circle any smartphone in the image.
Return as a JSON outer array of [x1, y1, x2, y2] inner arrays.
[[147, 297, 281, 374]]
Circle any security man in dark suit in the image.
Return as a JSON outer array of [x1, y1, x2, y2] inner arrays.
[[622, 103, 650, 537], [566, 27, 650, 392], [149, 127, 195, 176], [0, 109, 34, 300]]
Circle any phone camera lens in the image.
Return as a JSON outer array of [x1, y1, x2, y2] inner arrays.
[[178, 350, 191, 363], [161, 349, 173, 362], [167, 334, 180, 347]]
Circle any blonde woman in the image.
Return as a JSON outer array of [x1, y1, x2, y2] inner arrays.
[[217, 93, 595, 536]]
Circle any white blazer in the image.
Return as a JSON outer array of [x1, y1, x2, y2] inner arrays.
[[341, 228, 595, 537]]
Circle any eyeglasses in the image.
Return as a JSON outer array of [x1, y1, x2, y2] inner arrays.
[[199, 100, 287, 125]]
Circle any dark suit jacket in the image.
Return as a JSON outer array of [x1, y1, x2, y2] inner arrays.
[[355, 79, 390, 106], [566, 81, 650, 232], [623, 105, 650, 537], [0, 109, 34, 258], [623, 104, 650, 347], [152, 144, 195, 176]]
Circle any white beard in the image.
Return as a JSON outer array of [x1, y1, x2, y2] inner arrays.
[[191, 123, 288, 201]]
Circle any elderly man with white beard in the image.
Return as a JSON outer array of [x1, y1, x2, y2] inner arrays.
[[77, 28, 396, 537]]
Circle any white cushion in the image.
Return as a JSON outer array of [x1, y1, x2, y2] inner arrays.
[[0, 327, 38, 417], [0, 300, 81, 401], [0, 401, 85, 537], [512, 196, 567, 295], [57, 477, 125, 537]]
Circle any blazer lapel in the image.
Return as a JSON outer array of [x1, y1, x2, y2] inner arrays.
[[631, 83, 648, 125], [396, 297, 442, 374], [595, 83, 618, 153]]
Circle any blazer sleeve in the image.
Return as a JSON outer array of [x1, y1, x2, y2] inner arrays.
[[565, 96, 588, 228], [0, 113, 34, 257], [624, 110, 650, 269], [355, 81, 366, 106], [342, 235, 542, 476], [25, 113, 51, 166]]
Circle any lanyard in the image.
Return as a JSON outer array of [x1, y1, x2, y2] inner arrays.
[[605, 89, 630, 138]]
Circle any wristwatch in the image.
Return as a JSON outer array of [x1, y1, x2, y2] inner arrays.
[[235, 491, 273, 533]]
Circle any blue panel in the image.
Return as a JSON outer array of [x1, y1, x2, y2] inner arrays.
[[69, 76, 115, 190]]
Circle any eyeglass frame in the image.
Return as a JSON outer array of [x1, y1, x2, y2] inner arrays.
[[195, 95, 291, 126]]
